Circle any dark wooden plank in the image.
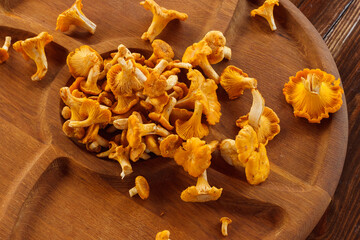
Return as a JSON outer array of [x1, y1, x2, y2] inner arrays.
[[298, 0, 353, 37], [289, 0, 306, 7], [303, 0, 360, 239]]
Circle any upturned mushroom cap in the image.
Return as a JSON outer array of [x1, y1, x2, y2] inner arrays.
[[140, 0, 188, 42], [67, 45, 103, 78], [12, 32, 53, 81], [283, 68, 343, 123], [56, 0, 97, 34], [174, 138, 216, 177], [155, 230, 170, 240], [220, 66, 257, 99], [251, 0, 279, 31]]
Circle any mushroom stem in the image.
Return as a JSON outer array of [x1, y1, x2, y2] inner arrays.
[[207, 140, 219, 153], [73, 1, 96, 34], [153, 59, 168, 74], [129, 186, 138, 197], [196, 170, 211, 192], [248, 89, 264, 130], [2, 36, 11, 51], [135, 67, 147, 83], [223, 46, 232, 60], [220, 217, 232, 236], [165, 75, 178, 90], [199, 57, 219, 83]]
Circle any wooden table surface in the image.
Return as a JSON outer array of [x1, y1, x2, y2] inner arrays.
[[289, 0, 360, 239]]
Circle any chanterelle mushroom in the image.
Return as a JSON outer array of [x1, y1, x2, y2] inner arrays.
[[220, 217, 232, 237], [140, 0, 188, 42], [159, 134, 183, 158], [283, 68, 343, 123], [181, 170, 223, 202], [202, 31, 231, 64], [13, 32, 53, 81], [0, 36, 11, 64], [174, 138, 218, 178], [56, 0, 97, 34], [182, 40, 220, 82], [67, 45, 103, 78], [155, 230, 170, 240], [145, 39, 175, 67], [129, 175, 150, 199], [251, 0, 279, 31], [175, 100, 209, 140], [109, 145, 133, 179], [220, 66, 257, 99]]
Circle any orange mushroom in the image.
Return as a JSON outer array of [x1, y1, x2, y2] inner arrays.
[[220, 217, 232, 237], [13, 32, 53, 81], [251, 0, 279, 31], [155, 230, 170, 240], [176, 69, 221, 125], [140, 0, 188, 42], [245, 143, 270, 185], [202, 31, 231, 64], [56, 0, 96, 34], [180, 170, 223, 202], [182, 40, 219, 82], [129, 176, 150, 199], [0, 36, 11, 64], [145, 39, 174, 67], [219, 66, 257, 99], [109, 145, 133, 179], [149, 96, 177, 130], [159, 134, 183, 158], [175, 100, 209, 140], [80, 124, 109, 152], [283, 68, 343, 123], [174, 138, 218, 178]]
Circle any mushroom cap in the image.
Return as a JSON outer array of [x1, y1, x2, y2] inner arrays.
[[220, 216, 232, 224], [180, 185, 223, 202], [155, 230, 170, 240], [220, 65, 257, 99], [245, 143, 270, 185], [130, 142, 147, 162], [159, 134, 183, 158], [152, 39, 174, 61], [235, 125, 258, 167], [67, 45, 103, 78], [182, 40, 212, 67], [135, 176, 150, 199], [236, 107, 280, 145], [62, 120, 85, 139], [283, 68, 343, 123], [202, 30, 226, 64], [174, 137, 213, 177]]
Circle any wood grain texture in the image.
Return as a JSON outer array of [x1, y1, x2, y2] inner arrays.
[[0, 0, 349, 239], [289, 0, 360, 239]]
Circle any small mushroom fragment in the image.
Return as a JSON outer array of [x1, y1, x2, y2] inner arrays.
[[220, 66, 257, 99], [56, 0, 97, 34], [61, 106, 72, 119], [0, 36, 11, 64], [140, 0, 188, 42], [283, 68, 343, 123], [251, 0, 279, 31], [181, 170, 223, 202], [13, 32, 53, 81], [220, 217, 232, 237], [155, 230, 170, 240], [129, 175, 150, 199]]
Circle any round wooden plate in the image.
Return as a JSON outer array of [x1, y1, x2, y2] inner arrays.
[[0, 0, 348, 239]]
